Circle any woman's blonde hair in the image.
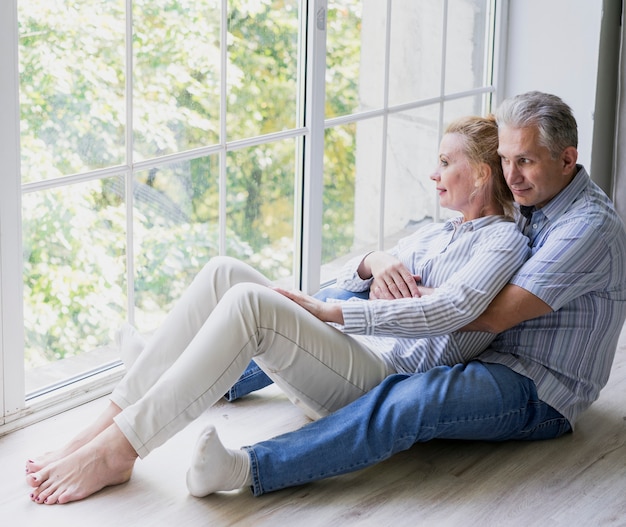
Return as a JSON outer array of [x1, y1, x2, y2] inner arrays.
[[444, 115, 514, 218]]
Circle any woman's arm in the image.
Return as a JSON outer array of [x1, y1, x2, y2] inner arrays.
[[358, 252, 422, 299], [341, 225, 531, 338], [273, 287, 345, 324]]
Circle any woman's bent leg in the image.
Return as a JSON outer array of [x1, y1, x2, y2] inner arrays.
[[114, 283, 391, 457], [245, 362, 571, 496], [25, 257, 272, 477], [225, 288, 370, 402], [111, 256, 272, 410]]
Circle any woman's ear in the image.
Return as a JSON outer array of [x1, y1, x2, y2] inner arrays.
[[475, 163, 492, 187]]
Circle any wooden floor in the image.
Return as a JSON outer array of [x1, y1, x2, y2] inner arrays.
[[2, 329, 625, 527]]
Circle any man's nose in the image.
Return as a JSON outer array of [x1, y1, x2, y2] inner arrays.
[[505, 165, 522, 184]]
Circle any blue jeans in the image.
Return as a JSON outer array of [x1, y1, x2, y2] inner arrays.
[[224, 287, 368, 402], [243, 361, 572, 496]]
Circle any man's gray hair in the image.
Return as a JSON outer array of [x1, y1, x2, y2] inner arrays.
[[495, 91, 578, 159]]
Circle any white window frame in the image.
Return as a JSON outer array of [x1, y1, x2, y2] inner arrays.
[[0, 0, 504, 435], [1, 0, 26, 429]]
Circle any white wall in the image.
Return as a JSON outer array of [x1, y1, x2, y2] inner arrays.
[[500, 0, 604, 169]]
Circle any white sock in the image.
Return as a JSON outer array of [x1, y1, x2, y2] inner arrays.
[[115, 323, 146, 369], [186, 425, 252, 497]]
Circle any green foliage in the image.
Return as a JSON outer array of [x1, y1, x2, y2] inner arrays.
[[22, 182, 127, 366], [18, 0, 361, 366]]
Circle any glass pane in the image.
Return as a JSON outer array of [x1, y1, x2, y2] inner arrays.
[[388, 0, 444, 106], [18, 0, 126, 183], [383, 106, 440, 245], [321, 122, 379, 281], [133, 0, 221, 160], [445, 0, 491, 93], [133, 156, 221, 331], [443, 94, 489, 126], [226, 140, 297, 282], [226, 0, 300, 139], [23, 178, 127, 394], [326, 0, 384, 118]]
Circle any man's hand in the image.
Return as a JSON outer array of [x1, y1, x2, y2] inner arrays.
[[273, 287, 345, 324], [361, 252, 421, 299]]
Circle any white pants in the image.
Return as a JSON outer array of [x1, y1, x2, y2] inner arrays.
[[111, 256, 392, 458]]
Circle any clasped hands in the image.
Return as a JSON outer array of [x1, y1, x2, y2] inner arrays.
[[274, 252, 432, 325]]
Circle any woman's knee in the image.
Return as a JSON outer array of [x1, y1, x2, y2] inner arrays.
[[220, 282, 281, 320], [200, 255, 239, 279]]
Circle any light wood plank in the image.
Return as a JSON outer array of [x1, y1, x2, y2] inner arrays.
[[2, 329, 625, 527]]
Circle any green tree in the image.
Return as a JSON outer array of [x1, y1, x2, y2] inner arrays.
[[18, 0, 361, 364]]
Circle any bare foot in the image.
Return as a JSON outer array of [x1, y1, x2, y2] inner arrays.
[[25, 402, 122, 475], [186, 425, 251, 497], [27, 422, 138, 505]]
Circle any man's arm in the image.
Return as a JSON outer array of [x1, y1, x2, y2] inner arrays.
[[464, 284, 552, 333]]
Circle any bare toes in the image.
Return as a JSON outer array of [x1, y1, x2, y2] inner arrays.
[[26, 472, 42, 488]]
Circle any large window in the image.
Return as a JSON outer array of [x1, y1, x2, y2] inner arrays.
[[1, 0, 499, 431]]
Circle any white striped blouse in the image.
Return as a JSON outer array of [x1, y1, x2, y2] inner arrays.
[[335, 215, 530, 375]]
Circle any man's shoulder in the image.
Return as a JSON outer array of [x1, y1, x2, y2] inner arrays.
[[551, 175, 625, 239]]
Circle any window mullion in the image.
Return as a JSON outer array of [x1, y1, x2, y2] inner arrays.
[[219, 0, 228, 256], [300, 0, 328, 294], [377, 0, 393, 250], [125, 0, 136, 327]]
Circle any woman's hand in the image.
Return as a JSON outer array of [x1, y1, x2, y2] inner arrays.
[[361, 252, 422, 299], [273, 287, 345, 324]]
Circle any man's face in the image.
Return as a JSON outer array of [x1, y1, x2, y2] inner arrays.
[[497, 125, 576, 209]]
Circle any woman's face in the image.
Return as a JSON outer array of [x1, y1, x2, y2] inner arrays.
[[430, 132, 482, 220]]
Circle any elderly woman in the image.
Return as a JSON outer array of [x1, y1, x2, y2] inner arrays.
[[26, 114, 529, 505]]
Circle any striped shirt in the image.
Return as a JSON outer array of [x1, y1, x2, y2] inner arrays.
[[479, 167, 626, 427], [336, 215, 530, 374]]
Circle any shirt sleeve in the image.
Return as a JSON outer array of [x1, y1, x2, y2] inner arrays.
[[510, 219, 612, 310], [341, 225, 530, 338], [335, 224, 440, 292]]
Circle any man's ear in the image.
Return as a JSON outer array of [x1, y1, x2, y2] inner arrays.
[[561, 146, 578, 173]]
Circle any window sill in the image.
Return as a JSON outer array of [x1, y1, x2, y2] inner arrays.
[[1, 361, 125, 437]]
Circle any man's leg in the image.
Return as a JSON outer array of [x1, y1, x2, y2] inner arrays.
[[244, 361, 571, 496]]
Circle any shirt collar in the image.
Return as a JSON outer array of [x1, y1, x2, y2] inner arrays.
[[444, 214, 513, 231]]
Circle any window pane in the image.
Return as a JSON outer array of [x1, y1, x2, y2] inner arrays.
[[133, 0, 221, 160], [18, 0, 126, 182], [388, 0, 444, 106], [22, 178, 127, 394], [443, 94, 489, 126], [226, 0, 300, 139], [383, 106, 440, 245], [133, 156, 221, 331], [445, 0, 491, 93], [226, 140, 297, 282], [321, 122, 377, 279], [326, 0, 385, 118]]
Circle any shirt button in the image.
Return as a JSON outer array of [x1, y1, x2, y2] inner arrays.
[[533, 224, 538, 229]]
